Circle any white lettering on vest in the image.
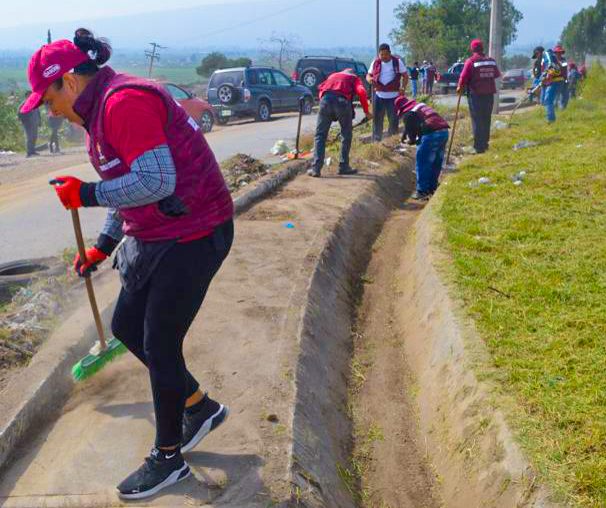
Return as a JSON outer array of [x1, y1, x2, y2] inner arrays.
[[99, 158, 121, 172]]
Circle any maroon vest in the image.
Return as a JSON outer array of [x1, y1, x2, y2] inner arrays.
[[73, 67, 233, 242], [372, 57, 402, 92], [318, 71, 357, 101], [468, 55, 499, 95], [396, 98, 449, 132]]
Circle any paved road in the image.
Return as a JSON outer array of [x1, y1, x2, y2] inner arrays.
[[434, 88, 527, 108], [0, 111, 319, 264]]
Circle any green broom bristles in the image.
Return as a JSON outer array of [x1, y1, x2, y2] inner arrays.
[[71, 337, 128, 381]]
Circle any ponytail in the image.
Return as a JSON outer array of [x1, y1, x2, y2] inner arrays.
[[72, 28, 112, 75]]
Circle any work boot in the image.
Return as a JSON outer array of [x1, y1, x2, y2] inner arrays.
[[307, 168, 321, 178], [181, 393, 229, 454], [338, 167, 358, 176], [117, 447, 190, 500]]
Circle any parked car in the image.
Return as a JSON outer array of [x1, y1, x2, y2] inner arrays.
[[207, 66, 314, 123], [292, 56, 370, 97], [437, 62, 464, 94], [502, 68, 531, 89], [162, 82, 216, 133]]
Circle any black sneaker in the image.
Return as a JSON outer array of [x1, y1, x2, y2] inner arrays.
[[338, 167, 358, 175], [181, 394, 229, 453], [307, 169, 321, 178], [411, 191, 431, 201], [117, 447, 190, 500]]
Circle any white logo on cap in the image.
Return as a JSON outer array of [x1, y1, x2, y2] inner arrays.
[[42, 64, 61, 79]]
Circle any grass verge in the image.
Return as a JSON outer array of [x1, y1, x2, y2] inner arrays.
[[437, 68, 606, 506]]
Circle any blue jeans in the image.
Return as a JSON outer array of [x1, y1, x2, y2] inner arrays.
[[372, 95, 398, 141], [416, 129, 449, 194], [556, 82, 569, 109], [411, 79, 418, 98], [544, 82, 563, 122]]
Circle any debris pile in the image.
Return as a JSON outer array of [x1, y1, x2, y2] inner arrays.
[[221, 154, 270, 192]]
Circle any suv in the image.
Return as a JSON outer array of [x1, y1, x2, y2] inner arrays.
[[292, 56, 370, 97], [437, 62, 464, 94], [207, 66, 314, 124]]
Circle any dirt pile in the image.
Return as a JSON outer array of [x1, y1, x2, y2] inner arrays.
[[221, 153, 270, 192]]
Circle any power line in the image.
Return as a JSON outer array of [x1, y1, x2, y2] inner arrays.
[[145, 42, 167, 77], [177, 0, 322, 45]]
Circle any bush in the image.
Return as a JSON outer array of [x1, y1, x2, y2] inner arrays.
[[0, 93, 23, 151], [580, 62, 606, 102]]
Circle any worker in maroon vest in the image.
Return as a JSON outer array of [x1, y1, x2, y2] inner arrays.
[[309, 68, 372, 177], [22, 29, 233, 499], [367, 43, 409, 142], [457, 39, 501, 154], [396, 96, 450, 201]]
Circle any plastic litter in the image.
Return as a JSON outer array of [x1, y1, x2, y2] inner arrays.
[[325, 157, 332, 167], [513, 180, 523, 186], [270, 140, 290, 156], [494, 120, 508, 130], [511, 171, 527, 183], [478, 177, 491, 185], [513, 140, 538, 151], [284, 222, 295, 229]]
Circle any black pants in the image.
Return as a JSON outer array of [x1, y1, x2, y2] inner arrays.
[[373, 95, 398, 141], [111, 220, 234, 447], [313, 93, 353, 173], [467, 93, 494, 153], [20, 119, 38, 156]]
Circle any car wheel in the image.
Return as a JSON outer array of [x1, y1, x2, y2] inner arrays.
[[256, 101, 272, 122], [216, 117, 229, 125], [199, 111, 214, 133], [302, 97, 313, 115], [217, 84, 240, 105], [301, 70, 319, 89]]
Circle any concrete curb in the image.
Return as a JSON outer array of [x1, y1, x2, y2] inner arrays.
[[0, 159, 309, 472]]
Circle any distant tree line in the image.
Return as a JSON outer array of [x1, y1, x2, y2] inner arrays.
[[196, 52, 252, 77], [390, 0, 523, 67], [561, 0, 606, 61]]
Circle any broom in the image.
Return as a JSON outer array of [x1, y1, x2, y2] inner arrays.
[[50, 180, 127, 381]]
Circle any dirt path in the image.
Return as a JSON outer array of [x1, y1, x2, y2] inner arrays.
[[0, 162, 406, 507], [351, 204, 441, 508]]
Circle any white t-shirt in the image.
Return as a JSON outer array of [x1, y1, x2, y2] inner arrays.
[[368, 57, 408, 99]]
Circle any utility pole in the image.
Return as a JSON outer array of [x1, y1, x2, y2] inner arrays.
[[145, 42, 166, 78], [489, 0, 503, 113], [376, 0, 380, 55], [47, 29, 52, 44]]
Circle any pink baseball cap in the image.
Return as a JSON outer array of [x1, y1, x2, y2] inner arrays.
[[20, 39, 89, 114], [395, 95, 415, 114], [470, 39, 484, 52]]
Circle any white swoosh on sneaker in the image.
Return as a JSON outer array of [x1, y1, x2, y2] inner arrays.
[[165, 453, 176, 459]]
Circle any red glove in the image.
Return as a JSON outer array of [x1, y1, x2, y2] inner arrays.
[[52, 176, 84, 209], [73, 247, 108, 277]]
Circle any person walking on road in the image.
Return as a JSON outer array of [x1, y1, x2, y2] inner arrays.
[[18, 92, 41, 157], [457, 39, 501, 154], [426, 62, 437, 95], [420, 60, 428, 94], [22, 28, 234, 500], [395, 95, 449, 201], [367, 43, 409, 142], [409, 62, 420, 98], [309, 68, 372, 177], [46, 105, 63, 153]]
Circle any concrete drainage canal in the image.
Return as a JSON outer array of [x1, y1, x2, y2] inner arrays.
[[0, 258, 64, 304]]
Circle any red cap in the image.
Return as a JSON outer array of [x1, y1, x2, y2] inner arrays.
[[395, 95, 415, 115], [553, 45, 565, 54], [470, 39, 484, 52], [20, 40, 89, 114]]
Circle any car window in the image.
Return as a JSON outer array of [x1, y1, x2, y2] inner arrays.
[[335, 60, 354, 72], [165, 84, 190, 100], [302, 59, 335, 73], [209, 70, 245, 88], [355, 62, 368, 74], [255, 69, 275, 86], [272, 70, 291, 86]]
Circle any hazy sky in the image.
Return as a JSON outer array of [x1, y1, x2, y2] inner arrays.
[[0, 0, 596, 48]]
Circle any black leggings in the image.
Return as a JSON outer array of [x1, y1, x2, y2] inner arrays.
[[111, 220, 234, 447]]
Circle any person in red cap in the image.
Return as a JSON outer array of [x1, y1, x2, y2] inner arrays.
[[395, 95, 449, 201], [553, 45, 569, 109], [308, 68, 372, 177], [23, 28, 234, 499], [457, 38, 501, 154]]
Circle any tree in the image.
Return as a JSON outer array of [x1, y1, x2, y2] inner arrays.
[[390, 0, 523, 66], [196, 52, 252, 77], [561, 0, 606, 61], [259, 32, 302, 71]]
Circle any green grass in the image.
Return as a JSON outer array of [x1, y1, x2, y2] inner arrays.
[[437, 68, 606, 506]]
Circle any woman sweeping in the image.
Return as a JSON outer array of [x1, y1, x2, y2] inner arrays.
[[21, 29, 233, 499]]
